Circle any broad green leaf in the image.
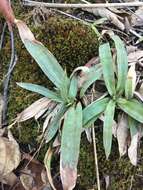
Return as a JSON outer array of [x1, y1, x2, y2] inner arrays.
[[60, 102, 82, 190], [44, 105, 67, 143], [80, 65, 102, 97], [117, 98, 143, 123], [68, 75, 78, 101], [24, 40, 69, 89], [17, 82, 62, 103], [60, 72, 70, 103], [103, 99, 115, 159], [111, 35, 128, 95], [83, 97, 110, 126], [128, 116, 138, 138], [99, 43, 116, 96], [83, 115, 99, 128]]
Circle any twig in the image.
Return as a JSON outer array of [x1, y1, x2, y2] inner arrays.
[[91, 86, 100, 190], [0, 22, 7, 50], [24, 137, 44, 169], [2, 29, 17, 128], [23, 0, 143, 8], [129, 175, 134, 190], [52, 9, 91, 24], [92, 126, 100, 190]]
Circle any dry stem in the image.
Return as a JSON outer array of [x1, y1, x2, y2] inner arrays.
[[23, 0, 143, 8]]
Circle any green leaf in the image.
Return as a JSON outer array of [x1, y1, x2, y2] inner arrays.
[[24, 40, 69, 89], [128, 116, 138, 138], [83, 97, 110, 126], [99, 43, 116, 96], [103, 99, 115, 159], [83, 115, 99, 128], [60, 102, 82, 190], [17, 82, 62, 103], [60, 72, 70, 103], [69, 75, 78, 101], [111, 35, 128, 95], [80, 65, 102, 97], [44, 105, 67, 143], [117, 98, 143, 123]]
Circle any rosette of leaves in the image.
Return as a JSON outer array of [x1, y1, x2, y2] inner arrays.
[[97, 35, 143, 162], [15, 20, 143, 189], [14, 20, 105, 190]]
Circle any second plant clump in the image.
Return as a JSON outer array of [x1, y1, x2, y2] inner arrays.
[[13, 20, 143, 190]]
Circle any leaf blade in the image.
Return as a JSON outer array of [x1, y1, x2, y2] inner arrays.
[[16, 97, 50, 122], [44, 105, 67, 143], [60, 102, 82, 190], [23, 40, 69, 89], [111, 35, 128, 95], [68, 75, 78, 101], [103, 99, 115, 159], [117, 98, 143, 123], [17, 82, 62, 103], [83, 97, 110, 126], [80, 66, 102, 97], [99, 43, 115, 96]]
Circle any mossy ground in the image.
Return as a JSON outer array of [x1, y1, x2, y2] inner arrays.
[[1, 3, 143, 189]]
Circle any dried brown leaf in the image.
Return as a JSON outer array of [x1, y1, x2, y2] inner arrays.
[[84, 8, 125, 30], [1, 172, 17, 186], [44, 148, 56, 190], [128, 50, 143, 65], [131, 6, 143, 27], [17, 97, 50, 122], [104, 175, 110, 190], [85, 128, 92, 143], [117, 114, 128, 157], [135, 83, 143, 102], [43, 104, 61, 133], [15, 19, 36, 43], [127, 64, 136, 94], [20, 169, 34, 190], [128, 133, 139, 166], [0, 130, 21, 177]]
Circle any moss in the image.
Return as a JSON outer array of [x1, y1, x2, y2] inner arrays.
[[32, 17, 98, 74], [77, 127, 143, 190]]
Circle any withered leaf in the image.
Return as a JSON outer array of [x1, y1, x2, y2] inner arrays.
[[117, 114, 128, 157], [128, 133, 139, 166], [84, 8, 125, 30], [0, 130, 21, 177], [16, 97, 50, 122]]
